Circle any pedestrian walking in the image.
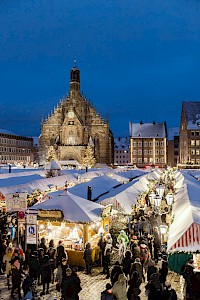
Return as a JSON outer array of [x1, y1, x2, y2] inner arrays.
[[61, 267, 79, 300], [101, 283, 114, 300], [56, 240, 68, 285], [110, 261, 123, 286], [112, 273, 127, 300], [122, 250, 132, 278], [83, 242, 93, 275], [3, 246, 12, 289], [11, 249, 23, 299], [127, 270, 141, 300], [118, 237, 126, 265]]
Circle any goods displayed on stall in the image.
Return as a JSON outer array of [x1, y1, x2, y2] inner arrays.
[[30, 191, 112, 267]]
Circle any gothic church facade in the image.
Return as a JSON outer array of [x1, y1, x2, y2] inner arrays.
[[39, 66, 114, 165]]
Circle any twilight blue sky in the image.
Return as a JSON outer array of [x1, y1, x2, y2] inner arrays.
[[0, 0, 200, 138]]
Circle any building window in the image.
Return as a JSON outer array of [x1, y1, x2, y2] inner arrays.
[[191, 131, 195, 136], [133, 142, 137, 147], [149, 142, 152, 147], [156, 150, 159, 155], [160, 141, 164, 147], [155, 158, 159, 163], [144, 158, 148, 163], [149, 150, 152, 155], [196, 150, 200, 155], [133, 158, 137, 163], [138, 142, 142, 147], [196, 131, 200, 136], [144, 141, 148, 147], [191, 149, 195, 155], [156, 141, 159, 147], [138, 158, 142, 163], [144, 150, 148, 155], [160, 150, 164, 155], [138, 150, 142, 155], [191, 140, 195, 146], [196, 140, 200, 146], [133, 150, 137, 155], [160, 157, 165, 163]]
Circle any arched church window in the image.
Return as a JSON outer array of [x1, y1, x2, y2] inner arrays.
[[68, 130, 75, 145]]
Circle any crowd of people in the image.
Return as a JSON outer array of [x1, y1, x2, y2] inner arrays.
[[0, 203, 198, 300]]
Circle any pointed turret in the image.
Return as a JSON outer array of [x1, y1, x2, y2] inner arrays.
[[70, 61, 80, 96]]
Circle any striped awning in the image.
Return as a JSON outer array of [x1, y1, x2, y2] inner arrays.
[[169, 222, 200, 251]]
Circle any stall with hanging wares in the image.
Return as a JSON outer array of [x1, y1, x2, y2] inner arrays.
[[30, 191, 111, 267]]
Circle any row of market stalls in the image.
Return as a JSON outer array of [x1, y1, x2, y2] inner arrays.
[[167, 171, 200, 274]]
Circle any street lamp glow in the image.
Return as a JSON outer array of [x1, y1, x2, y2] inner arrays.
[[159, 224, 168, 235], [156, 184, 165, 198], [154, 194, 162, 207], [166, 193, 174, 206], [149, 192, 156, 205]]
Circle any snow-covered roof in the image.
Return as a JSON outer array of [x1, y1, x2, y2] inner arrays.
[[168, 127, 179, 141], [69, 174, 120, 200], [0, 128, 19, 136], [114, 137, 129, 150], [183, 101, 200, 130], [167, 171, 200, 252], [45, 161, 61, 170], [30, 191, 104, 223], [129, 122, 167, 138]]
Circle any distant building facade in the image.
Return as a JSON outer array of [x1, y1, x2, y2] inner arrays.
[[167, 127, 179, 167], [179, 101, 200, 166], [114, 137, 130, 166], [39, 65, 114, 165], [0, 129, 34, 165], [129, 121, 167, 168]]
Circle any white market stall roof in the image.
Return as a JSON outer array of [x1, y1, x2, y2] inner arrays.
[[68, 175, 121, 200], [97, 175, 149, 214], [30, 191, 104, 223], [0, 174, 44, 188], [167, 171, 200, 252], [0, 174, 78, 196]]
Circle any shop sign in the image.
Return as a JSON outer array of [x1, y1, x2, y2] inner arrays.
[[38, 210, 63, 219], [101, 205, 112, 218], [26, 225, 37, 244], [26, 214, 37, 225], [5, 193, 27, 212]]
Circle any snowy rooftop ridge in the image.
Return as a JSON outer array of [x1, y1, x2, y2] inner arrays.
[[114, 137, 129, 150], [129, 122, 167, 138], [183, 101, 200, 130], [0, 128, 19, 136]]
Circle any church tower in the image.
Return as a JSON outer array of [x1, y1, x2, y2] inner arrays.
[[39, 65, 114, 166]]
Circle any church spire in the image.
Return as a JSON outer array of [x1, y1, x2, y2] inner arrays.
[[70, 61, 80, 96]]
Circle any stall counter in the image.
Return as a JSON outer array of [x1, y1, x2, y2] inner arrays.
[[67, 246, 99, 268]]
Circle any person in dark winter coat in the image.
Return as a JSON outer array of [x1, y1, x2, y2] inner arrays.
[[122, 250, 132, 277], [146, 259, 157, 282], [101, 283, 114, 300], [39, 237, 47, 254], [159, 256, 168, 286], [127, 270, 141, 300], [61, 268, 79, 300], [162, 282, 177, 300], [110, 261, 123, 286], [29, 251, 40, 280], [11, 249, 23, 298], [71, 267, 82, 300], [83, 242, 93, 275], [103, 245, 112, 279], [40, 254, 51, 296], [56, 241, 68, 284], [98, 233, 106, 267], [131, 242, 140, 262]]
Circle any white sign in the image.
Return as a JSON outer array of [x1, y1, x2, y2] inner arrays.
[[26, 214, 37, 225], [5, 193, 27, 212], [26, 225, 37, 244]]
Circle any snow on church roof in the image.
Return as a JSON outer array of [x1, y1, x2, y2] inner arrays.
[[129, 122, 166, 138]]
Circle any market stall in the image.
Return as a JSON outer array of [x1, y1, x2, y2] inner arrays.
[[29, 191, 111, 267], [167, 172, 200, 274]]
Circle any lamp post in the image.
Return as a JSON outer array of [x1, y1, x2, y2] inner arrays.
[[156, 184, 165, 198], [154, 194, 162, 208], [159, 224, 168, 244], [149, 192, 156, 206], [165, 193, 174, 208]]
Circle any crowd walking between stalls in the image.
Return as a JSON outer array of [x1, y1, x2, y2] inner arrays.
[[0, 206, 186, 300]]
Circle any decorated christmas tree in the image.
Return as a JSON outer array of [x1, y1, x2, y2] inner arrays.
[[82, 145, 96, 169]]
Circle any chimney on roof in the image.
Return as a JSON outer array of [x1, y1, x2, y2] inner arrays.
[[140, 121, 143, 125], [153, 121, 156, 125]]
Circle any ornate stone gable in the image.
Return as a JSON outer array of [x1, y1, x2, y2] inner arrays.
[[39, 65, 114, 165]]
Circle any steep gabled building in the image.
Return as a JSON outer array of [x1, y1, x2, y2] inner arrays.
[[129, 121, 167, 168], [168, 127, 179, 167], [39, 65, 114, 165], [179, 101, 200, 166]]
